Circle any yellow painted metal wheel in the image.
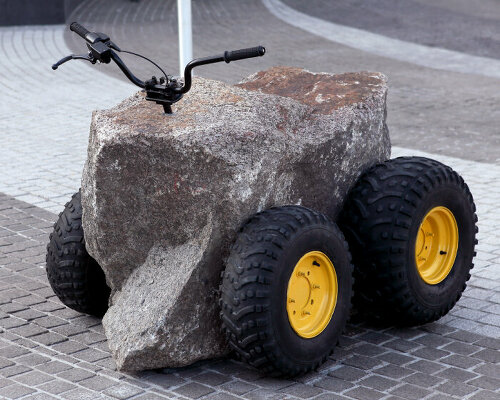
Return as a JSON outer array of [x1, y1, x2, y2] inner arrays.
[[415, 206, 459, 285], [286, 251, 338, 338]]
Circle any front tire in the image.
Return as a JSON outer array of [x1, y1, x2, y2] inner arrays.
[[46, 190, 110, 317], [220, 206, 353, 377], [339, 157, 477, 325]]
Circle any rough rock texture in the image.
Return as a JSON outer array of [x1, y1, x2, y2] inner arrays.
[[81, 66, 390, 371]]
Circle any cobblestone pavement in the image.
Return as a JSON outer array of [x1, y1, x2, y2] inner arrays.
[[0, 0, 499, 398], [0, 186, 499, 400], [0, 25, 135, 214]]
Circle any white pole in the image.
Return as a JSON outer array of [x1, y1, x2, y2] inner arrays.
[[177, 0, 193, 76]]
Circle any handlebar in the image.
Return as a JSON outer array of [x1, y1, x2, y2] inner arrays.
[[69, 22, 90, 40], [224, 46, 266, 63], [53, 22, 266, 113]]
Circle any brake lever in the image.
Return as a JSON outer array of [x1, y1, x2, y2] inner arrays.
[[52, 54, 96, 70]]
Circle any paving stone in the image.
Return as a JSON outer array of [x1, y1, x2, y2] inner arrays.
[[445, 330, 485, 343], [56, 368, 96, 383], [35, 361, 72, 374], [8, 323, 48, 338], [279, 382, 323, 398], [389, 383, 432, 400], [21, 393, 59, 400], [30, 332, 67, 346], [436, 367, 478, 382], [192, 371, 231, 386], [15, 353, 50, 367], [424, 394, 455, 400], [243, 388, 290, 400], [51, 324, 89, 337], [0, 382, 36, 399], [374, 364, 413, 379], [473, 363, 500, 379], [358, 375, 399, 391], [141, 372, 186, 389], [313, 376, 354, 392], [343, 386, 385, 400], [441, 341, 482, 355], [414, 334, 453, 348], [378, 351, 415, 366], [468, 390, 500, 400], [352, 344, 386, 357], [204, 393, 240, 400], [472, 348, 500, 363], [132, 394, 171, 400], [384, 338, 421, 353], [70, 332, 107, 345], [79, 375, 118, 391], [219, 380, 258, 395], [0, 316, 28, 329], [474, 337, 500, 350], [312, 394, 349, 400], [0, 377, 14, 388], [61, 387, 107, 400], [174, 382, 215, 399], [37, 379, 77, 395], [32, 316, 68, 329], [103, 383, 145, 399], [342, 355, 383, 370], [0, 345, 30, 359], [328, 366, 367, 382], [410, 347, 450, 361], [0, 357, 15, 369], [70, 348, 109, 363], [436, 381, 477, 398], [402, 372, 444, 387], [467, 375, 500, 391], [11, 309, 46, 321], [50, 340, 88, 355], [0, 364, 32, 378], [12, 370, 54, 386], [357, 332, 392, 345], [441, 354, 482, 369]]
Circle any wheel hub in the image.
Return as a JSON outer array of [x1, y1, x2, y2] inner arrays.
[[286, 251, 338, 338], [415, 206, 459, 285]]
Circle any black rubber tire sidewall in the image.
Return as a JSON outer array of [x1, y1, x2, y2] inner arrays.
[[271, 226, 352, 366], [407, 184, 475, 310]]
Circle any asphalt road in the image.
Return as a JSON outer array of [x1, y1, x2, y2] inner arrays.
[[283, 0, 500, 59]]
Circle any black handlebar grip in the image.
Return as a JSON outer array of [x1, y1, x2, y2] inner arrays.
[[70, 22, 91, 40], [223, 46, 266, 63]]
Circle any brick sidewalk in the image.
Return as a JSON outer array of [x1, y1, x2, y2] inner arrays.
[[1, 193, 499, 400]]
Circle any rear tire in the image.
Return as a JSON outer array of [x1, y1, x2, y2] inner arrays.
[[220, 206, 353, 377], [46, 190, 110, 317], [339, 157, 477, 325]]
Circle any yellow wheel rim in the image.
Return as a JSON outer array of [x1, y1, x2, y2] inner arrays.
[[286, 251, 338, 338], [415, 206, 459, 285]]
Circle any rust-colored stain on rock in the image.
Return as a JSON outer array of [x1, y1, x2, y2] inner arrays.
[[238, 66, 385, 114]]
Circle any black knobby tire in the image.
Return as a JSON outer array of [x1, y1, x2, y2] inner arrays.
[[219, 205, 353, 377], [339, 156, 477, 325], [46, 190, 110, 317]]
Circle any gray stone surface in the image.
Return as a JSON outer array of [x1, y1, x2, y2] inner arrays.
[[80, 67, 390, 370]]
